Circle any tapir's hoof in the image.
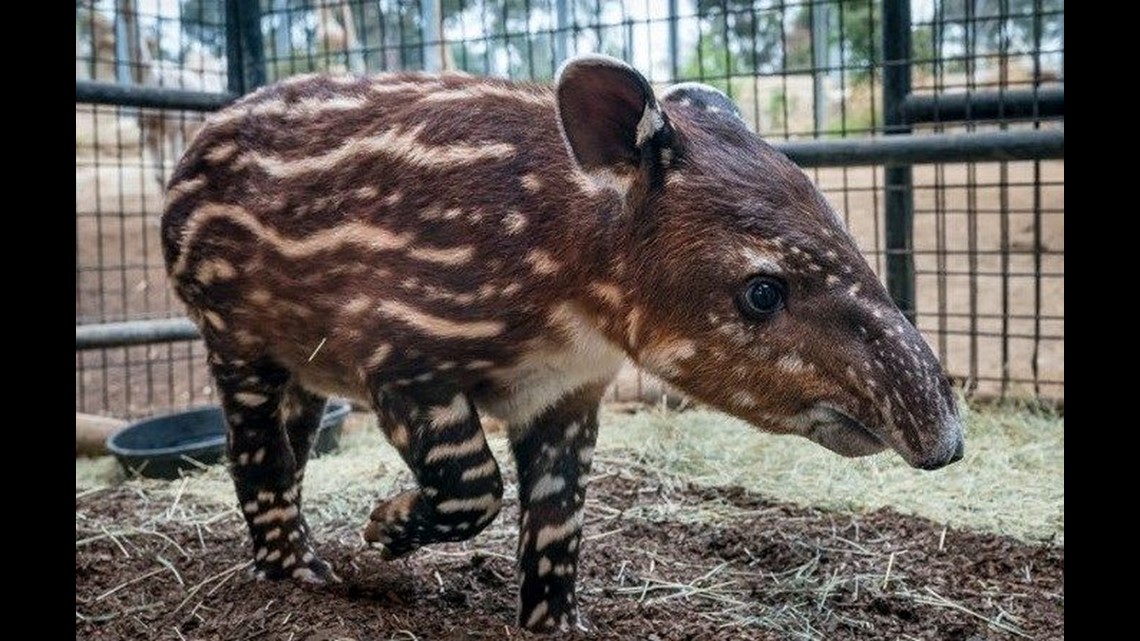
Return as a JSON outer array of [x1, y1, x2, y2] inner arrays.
[[361, 521, 422, 560], [520, 604, 590, 634], [251, 552, 341, 584], [291, 560, 342, 584], [367, 540, 416, 561], [362, 491, 423, 559]]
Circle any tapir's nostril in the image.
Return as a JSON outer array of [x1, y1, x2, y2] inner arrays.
[[916, 437, 965, 470], [950, 438, 965, 464]]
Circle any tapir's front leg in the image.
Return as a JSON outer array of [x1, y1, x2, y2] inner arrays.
[[510, 383, 606, 632], [364, 381, 504, 558]]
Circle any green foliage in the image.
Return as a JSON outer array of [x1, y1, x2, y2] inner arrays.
[[79, 0, 1061, 91], [836, 1, 878, 80], [683, 1, 884, 85], [445, 0, 625, 80], [691, 0, 784, 76], [678, 32, 733, 94], [677, 0, 1059, 89], [179, 0, 226, 57], [940, 0, 1064, 52], [767, 88, 787, 131]]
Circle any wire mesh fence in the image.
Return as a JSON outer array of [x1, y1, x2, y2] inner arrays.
[[75, 0, 1064, 418]]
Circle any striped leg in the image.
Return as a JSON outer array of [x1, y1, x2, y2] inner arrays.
[[278, 380, 328, 539], [211, 356, 337, 582], [511, 384, 604, 632], [363, 383, 504, 558]]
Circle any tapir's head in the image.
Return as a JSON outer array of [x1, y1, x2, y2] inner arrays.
[[556, 55, 964, 470]]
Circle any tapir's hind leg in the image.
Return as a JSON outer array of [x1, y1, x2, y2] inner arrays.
[[210, 354, 337, 582], [363, 382, 504, 558]]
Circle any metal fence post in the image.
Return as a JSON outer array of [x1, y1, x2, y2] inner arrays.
[[422, 0, 442, 72], [811, 1, 830, 134], [272, 0, 291, 68], [554, 0, 570, 65], [882, 0, 915, 323], [668, 0, 680, 80], [113, 0, 137, 85], [226, 0, 266, 95]]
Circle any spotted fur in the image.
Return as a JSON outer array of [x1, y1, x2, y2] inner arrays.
[[162, 55, 963, 632]]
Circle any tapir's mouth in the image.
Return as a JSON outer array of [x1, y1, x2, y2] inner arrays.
[[804, 404, 890, 458]]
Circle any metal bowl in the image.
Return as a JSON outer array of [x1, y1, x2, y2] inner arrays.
[[106, 399, 352, 479]]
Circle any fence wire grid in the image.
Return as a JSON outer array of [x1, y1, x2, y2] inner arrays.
[[76, 0, 1064, 418]]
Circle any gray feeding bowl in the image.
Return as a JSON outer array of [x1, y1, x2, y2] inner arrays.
[[106, 399, 352, 479]]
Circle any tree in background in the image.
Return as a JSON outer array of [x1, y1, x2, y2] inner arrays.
[[681, 0, 898, 89], [928, 0, 1063, 80], [680, 0, 784, 93], [179, 0, 226, 59], [80, 0, 1062, 89], [441, 0, 628, 80]]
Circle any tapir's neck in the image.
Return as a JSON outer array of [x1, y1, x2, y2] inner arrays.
[[546, 179, 643, 356]]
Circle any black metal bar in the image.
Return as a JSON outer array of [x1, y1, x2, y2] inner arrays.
[[76, 319, 201, 351], [240, 0, 266, 89], [904, 87, 1064, 123], [883, 0, 915, 322], [75, 80, 237, 111], [226, 0, 265, 94], [225, 0, 245, 94], [777, 129, 1064, 167]]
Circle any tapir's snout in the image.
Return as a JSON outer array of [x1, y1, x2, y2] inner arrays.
[[914, 423, 965, 470], [794, 396, 965, 471], [854, 333, 967, 472], [772, 285, 968, 472]]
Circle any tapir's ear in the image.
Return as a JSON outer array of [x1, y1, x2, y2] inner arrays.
[[556, 55, 673, 186], [661, 82, 747, 126]]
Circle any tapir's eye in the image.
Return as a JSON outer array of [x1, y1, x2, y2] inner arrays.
[[738, 277, 787, 319]]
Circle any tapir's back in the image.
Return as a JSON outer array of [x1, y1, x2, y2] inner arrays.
[[162, 73, 610, 401]]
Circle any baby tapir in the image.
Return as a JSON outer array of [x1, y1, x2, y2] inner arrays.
[[161, 54, 964, 632]]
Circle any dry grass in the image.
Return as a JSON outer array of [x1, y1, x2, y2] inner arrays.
[[76, 403, 1062, 639], [77, 401, 1063, 545], [597, 401, 1064, 544]]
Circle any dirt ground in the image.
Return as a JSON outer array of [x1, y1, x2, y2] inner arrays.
[[76, 464, 1063, 640]]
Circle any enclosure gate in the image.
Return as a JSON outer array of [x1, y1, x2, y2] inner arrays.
[[76, 0, 1064, 417]]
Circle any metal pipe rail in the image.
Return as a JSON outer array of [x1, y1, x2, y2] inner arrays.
[[75, 80, 237, 112], [780, 129, 1064, 168], [76, 319, 200, 350], [903, 88, 1064, 124]]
